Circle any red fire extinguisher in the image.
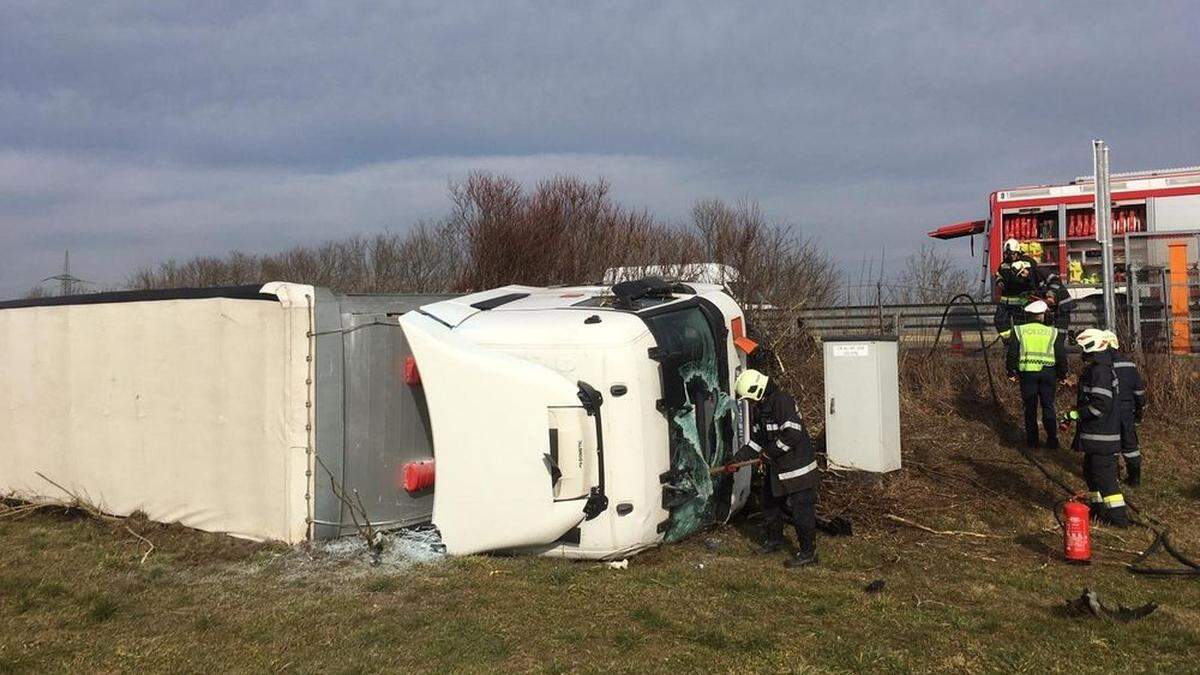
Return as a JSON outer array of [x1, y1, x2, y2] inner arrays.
[[1063, 496, 1092, 564]]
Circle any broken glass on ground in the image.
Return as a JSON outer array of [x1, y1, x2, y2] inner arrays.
[[314, 526, 446, 569]]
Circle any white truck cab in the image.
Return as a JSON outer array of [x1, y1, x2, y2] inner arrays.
[[400, 278, 754, 559]]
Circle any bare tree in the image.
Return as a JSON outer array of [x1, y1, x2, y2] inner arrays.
[[690, 198, 839, 309], [448, 172, 675, 290], [124, 172, 840, 310], [893, 244, 972, 304]]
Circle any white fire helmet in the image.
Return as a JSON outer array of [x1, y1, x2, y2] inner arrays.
[[1076, 328, 1111, 353], [1102, 330, 1120, 349], [1004, 238, 1022, 253], [1011, 260, 1032, 273], [1024, 300, 1049, 314]]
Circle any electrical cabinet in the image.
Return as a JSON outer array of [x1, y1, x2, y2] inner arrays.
[[822, 336, 901, 473]]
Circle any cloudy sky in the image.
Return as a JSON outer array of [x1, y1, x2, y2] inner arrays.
[[2, 1, 1198, 295]]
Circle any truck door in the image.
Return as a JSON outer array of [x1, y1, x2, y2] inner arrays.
[[640, 301, 738, 542], [399, 311, 606, 555]]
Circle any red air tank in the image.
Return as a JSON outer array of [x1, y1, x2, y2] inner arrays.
[[404, 355, 421, 386], [1063, 497, 1091, 564], [403, 460, 435, 493]]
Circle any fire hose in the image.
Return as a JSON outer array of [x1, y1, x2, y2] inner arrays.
[[928, 294, 1200, 577]]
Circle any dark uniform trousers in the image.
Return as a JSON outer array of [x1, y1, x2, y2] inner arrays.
[[1083, 454, 1126, 522], [1112, 353, 1145, 484], [1019, 369, 1059, 447], [1119, 409, 1141, 479], [760, 478, 817, 558]]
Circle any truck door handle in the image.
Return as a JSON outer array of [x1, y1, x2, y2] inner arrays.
[[829, 397, 836, 415], [576, 381, 609, 520]]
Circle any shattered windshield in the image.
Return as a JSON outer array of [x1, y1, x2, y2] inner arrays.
[[642, 305, 735, 542]]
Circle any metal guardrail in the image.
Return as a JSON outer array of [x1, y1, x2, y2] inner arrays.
[[787, 301, 1105, 343]]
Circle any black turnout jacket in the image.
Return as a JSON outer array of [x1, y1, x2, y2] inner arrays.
[[739, 384, 819, 495], [1074, 349, 1121, 454]]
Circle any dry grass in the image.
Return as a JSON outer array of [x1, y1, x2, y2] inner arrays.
[[4, 346, 1199, 673]]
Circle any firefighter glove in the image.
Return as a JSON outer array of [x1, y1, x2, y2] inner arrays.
[[732, 444, 759, 464]]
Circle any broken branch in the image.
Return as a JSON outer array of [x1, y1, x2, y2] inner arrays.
[[884, 514, 1004, 539], [125, 525, 155, 564]]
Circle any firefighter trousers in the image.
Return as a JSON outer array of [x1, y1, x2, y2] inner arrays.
[[761, 482, 817, 558], [1083, 453, 1129, 526], [1119, 407, 1141, 482], [1019, 369, 1058, 447]]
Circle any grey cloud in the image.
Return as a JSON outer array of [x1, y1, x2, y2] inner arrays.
[[1, 1, 1198, 292]]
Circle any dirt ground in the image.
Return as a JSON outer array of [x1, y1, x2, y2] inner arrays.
[[3, 356, 1200, 673]]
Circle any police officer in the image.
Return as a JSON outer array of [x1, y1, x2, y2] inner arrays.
[[1004, 300, 1067, 448], [1104, 331, 1146, 486], [732, 369, 819, 568], [1065, 329, 1129, 526], [995, 239, 1043, 334]]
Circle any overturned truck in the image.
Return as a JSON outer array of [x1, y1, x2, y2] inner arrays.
[[0, 279, 755, 559]]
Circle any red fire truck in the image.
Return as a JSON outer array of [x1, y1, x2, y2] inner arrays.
[[930, 165, 1200, 291], [929, 166, 1200, 351]]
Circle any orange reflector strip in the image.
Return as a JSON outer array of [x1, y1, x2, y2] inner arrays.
[[730, 317, 757, 354], [734, 336, 758, 354]]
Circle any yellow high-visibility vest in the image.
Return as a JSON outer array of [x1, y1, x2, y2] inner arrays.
[[1014, 323, 1058, 371]]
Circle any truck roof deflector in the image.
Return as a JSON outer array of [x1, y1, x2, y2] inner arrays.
[[611, 277, 688, 309], [470, 292, 531, 310]]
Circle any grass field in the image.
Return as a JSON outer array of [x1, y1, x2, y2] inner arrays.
[[3, 464, 1199, 673], [4, 357, 1200, 673]]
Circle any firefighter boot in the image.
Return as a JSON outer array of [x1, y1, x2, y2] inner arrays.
[[784, 551, 819, 568], [756, 539, 785, 555]]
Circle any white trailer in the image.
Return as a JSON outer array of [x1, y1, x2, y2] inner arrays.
[[1, 278, 755, 559]]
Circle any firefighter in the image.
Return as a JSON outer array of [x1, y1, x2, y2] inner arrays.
[[1004, 300, 1067, 448], [1040, 272, 1072, 335], [732, 369, 819, 568], [1103, 331, 1146, 486], [1064, 329, 1129, 526], [994, 239, 1043, 334]]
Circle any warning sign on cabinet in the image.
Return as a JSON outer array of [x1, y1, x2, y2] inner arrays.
[[831, 344, 870, 357]]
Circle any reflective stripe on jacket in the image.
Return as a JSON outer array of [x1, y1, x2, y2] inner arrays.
[[1111, 351, 1146, 416], [750, 390, 819, 495]]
